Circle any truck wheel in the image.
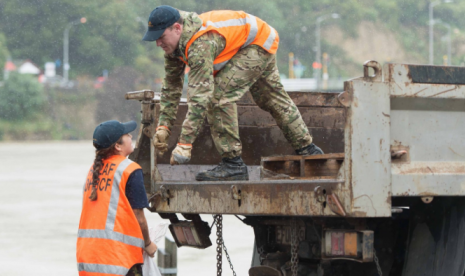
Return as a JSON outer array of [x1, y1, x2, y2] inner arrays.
[[403, 198, 465, 276]]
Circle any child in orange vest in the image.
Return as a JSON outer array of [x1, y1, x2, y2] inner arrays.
[[77, 120, 157, 276]]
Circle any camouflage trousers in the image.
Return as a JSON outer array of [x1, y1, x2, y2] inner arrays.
[[126, 264, 142, 276], [207, 45, 312, 158]]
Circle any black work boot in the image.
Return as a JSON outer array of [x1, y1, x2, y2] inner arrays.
[[295, 143, 324, 156], [195, 156, 249, 181]]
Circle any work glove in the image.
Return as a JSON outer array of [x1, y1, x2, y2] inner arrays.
[[170, 143, 192, 165], [153, 126, 170, 156], [144, 241, 158, 258]]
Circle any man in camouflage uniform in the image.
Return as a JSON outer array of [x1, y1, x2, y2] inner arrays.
[[143, 5, 323, 181]]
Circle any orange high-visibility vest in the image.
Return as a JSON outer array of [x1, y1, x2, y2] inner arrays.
[[181, 10, 280, 75], [76, 155, 144, 276]]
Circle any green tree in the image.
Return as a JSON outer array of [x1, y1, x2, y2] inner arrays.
[[0, 72, 45, 120], [0, 0, 144, 77], [0, 33, 9, 81], [1, 0, 463, 81]]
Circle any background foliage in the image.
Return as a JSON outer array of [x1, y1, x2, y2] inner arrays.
[[0, 72, 45, 120], [0, 0, 464, 140], [2, 0, 465, 80], [0, 33, 9, 80]]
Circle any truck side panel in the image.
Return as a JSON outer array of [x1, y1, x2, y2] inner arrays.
[[386, 64, 465, 196]]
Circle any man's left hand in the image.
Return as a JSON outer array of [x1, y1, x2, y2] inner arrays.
[[170, 143, 192, 165]]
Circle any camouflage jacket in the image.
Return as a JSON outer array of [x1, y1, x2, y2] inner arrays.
[[158, 11, 226, 144]]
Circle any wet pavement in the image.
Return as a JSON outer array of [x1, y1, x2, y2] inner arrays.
[[0, 141, 254, 276]]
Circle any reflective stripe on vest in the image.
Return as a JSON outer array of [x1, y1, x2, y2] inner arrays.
[[213, 60, 229, 72], [243, 14, 258, 49], [182, 12, 279, 74], [106, 158, 132, 230], [78, 263, 128, 275], [198, 14, 258, 42], [263, 26, 277, 51], [77, 229, 144, 248]]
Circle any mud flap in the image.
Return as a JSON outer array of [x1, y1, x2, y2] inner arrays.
[[403, 199, 465, 276], [251, 240, 261, 268]]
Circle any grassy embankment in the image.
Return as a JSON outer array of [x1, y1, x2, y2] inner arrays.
[[0, 87, 97, 141]]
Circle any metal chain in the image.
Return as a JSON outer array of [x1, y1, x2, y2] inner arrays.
[[222, 237, 237, 276], [374, 249, 382, 276], [290, 218, 301, 276], [213, 214, 237, 276], [215, 214, 223, 276]]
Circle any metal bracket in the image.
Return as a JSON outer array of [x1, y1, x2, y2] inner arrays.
[[327, 194, 346, 216], [231, 185, 241, 200], [125, 90, 155, 124], [314, 186, 326, 203], [160, 185, 173, 201], [143, 126, 152, 138], [363, 60, 382, 82], [125, 89, 155, 101], [148, 185, 173, 211], [337, 91, 352, 107]]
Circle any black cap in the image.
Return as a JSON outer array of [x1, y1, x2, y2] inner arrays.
[[93, 120, 137, 150], [142, 5, 180, 41]]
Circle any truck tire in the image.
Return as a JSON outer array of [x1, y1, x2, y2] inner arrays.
[[402, 198, 465, 276]]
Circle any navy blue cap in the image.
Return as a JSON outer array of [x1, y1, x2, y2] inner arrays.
[[93, 120, 137, 150], [142, 5, 180, 41]]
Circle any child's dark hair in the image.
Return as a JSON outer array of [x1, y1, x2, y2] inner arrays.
[[89, 137, 123, 201]]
